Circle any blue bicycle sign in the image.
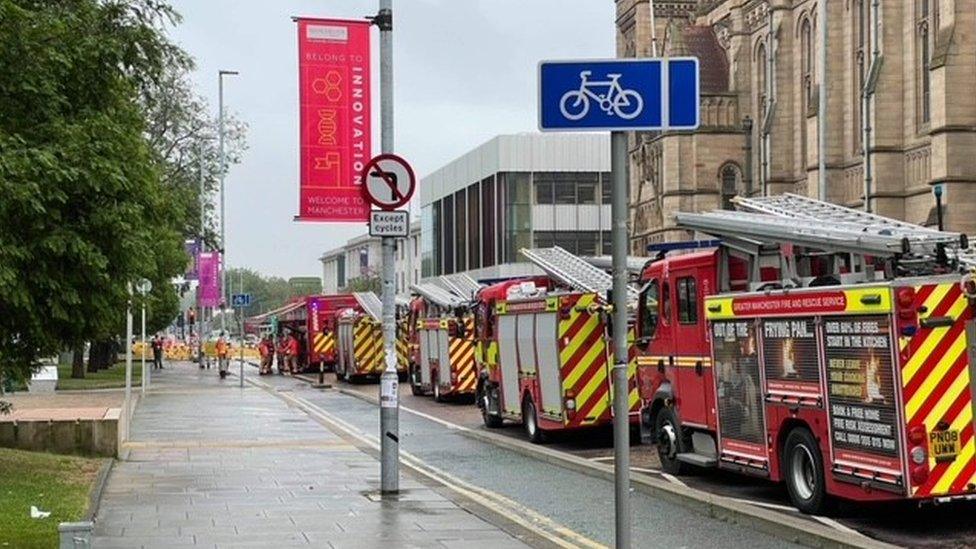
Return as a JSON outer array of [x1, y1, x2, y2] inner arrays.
[[539, 58, 700, 132], [560, 71, 644, 121]]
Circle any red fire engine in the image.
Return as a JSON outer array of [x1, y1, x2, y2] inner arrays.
[[408, 282, 477, 401], [634, 193, 976, 513], [474, 257, 641, 442], [250, 294, 361, 372]]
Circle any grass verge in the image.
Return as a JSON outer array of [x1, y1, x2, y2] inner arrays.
[[56, 362, 142, 391], [0, 448, 101, 548]]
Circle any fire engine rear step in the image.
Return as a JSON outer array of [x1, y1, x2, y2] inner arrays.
[[676, 452, 718, 468]]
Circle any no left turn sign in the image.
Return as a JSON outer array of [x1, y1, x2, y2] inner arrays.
[[362, 154, 416, 210]]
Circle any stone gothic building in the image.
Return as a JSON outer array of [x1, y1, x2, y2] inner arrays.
[[617, 0, 976, 253]]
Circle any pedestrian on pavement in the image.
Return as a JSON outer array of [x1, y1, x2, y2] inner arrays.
[[258, 336, 271, 375], [287, 332, 299, 375], [216, 332, 230, 379], [151, 334, 164, 370]]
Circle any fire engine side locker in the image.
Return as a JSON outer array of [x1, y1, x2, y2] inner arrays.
[[497, 314, 521, 416], [418, 324, 432, 386], [437, 322, 451, 387], [535, 311, 562, 417]]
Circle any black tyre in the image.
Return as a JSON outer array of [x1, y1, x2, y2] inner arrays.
[[522, 396, 545, 443], [433, 380, 444, 402], [654, 407, 687, 475], [397, 371, 408, 383], [409, 366, 424, 396], [480, 384, 504, 428], [783, 428, 830, 514]]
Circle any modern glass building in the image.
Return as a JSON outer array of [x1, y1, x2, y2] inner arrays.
[[420, 134, 611, 279]]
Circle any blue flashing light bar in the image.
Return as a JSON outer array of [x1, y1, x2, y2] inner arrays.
[[646, 240, 722, 254]]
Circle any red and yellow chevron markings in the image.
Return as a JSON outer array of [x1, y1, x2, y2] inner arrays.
[[396, 331, 409, 372], [449, 316, 477, 394], [559, 294, 612, 427], [627, 326, 640, 414], [901, 282, 975, 497], [352, 318, 384, 375], [313, 331, 336, 357]]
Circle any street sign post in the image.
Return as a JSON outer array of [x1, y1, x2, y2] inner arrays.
[[369, 210, 409, 238], [539, 58, 699, 132], [539, 56, 700, 549], [362, 153, 415, 210], [231, 293, 251, 388]]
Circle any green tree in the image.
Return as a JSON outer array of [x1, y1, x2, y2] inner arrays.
[[0, 0, 194, 386]]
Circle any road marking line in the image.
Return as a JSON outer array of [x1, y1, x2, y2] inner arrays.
[[725, 497, 797, 513], [661, 473, 688, 487], [281, 391, 605, 549], [630, 466, 661, 474], [589, 456, 614, 462], [810, 515, 865, 537]]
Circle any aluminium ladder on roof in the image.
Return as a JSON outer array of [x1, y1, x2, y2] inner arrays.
[[585, 255, 651, 276], [732, 193, 964, 251], [410, 282, 467, 309], [441, 273, 483, 300], [352, 292, 383, 321], [520, 246, 639, 303]]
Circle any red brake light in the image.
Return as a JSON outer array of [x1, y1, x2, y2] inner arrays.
[[908, 425, 927, 445], [897, 288, 915, 308]]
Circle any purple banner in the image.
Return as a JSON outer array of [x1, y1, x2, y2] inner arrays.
[[198, 251, 222, 307], [184, 239, 200, 280]]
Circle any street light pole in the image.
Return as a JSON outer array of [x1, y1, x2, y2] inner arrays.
[[141, 301, 146, 395], [218, 69, 238, 333], [124, 282, 133, 432], [610, 131, 631, 549], [376, 0, 399, 496]]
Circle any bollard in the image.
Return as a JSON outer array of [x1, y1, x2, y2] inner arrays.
[[59, 521, 93, 549]]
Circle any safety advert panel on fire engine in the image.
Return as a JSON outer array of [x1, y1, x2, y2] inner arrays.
[[823, 315, 900, 464], [712, 320, 765, 455], [761, 319, 821, 398]]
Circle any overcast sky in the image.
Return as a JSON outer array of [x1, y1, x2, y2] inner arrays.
[[168, 0, 615, 279]]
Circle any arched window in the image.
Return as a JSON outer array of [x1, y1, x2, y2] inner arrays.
[[756, 42, 768, 123], [853, 0, 869, 154], [801, 17, 813, 108], [917, 0, 931, 126], [720, 163, 742, 209]]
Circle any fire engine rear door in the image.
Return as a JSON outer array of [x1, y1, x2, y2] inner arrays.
[[419, 327, 432, 385], [498, 314, 520, 415], [437, 323, 451, 386]]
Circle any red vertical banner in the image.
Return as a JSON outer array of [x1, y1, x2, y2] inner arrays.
[[296, 18, 372, 222], [198, 252, 222, 307]]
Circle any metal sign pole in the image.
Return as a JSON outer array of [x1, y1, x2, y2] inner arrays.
[[239, 305, 245, 389], [141, 303, 146, 395], [377, 0, 399, 495], [610, 131, 631, 548]]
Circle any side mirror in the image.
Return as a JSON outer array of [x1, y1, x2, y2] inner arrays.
[[635, 336, 652, 349]]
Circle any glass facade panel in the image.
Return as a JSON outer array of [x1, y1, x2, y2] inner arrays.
[[535, 179, 553, 204], [599, 172, 612, 204], [481, 176, 495, 268], [455, 188, 467, 273], [336, 255, 346, 288], [468, 180, 481, 270], [443, 195, 455, 274], [502, 172, 532, 263], [430, 202, 441, 276]]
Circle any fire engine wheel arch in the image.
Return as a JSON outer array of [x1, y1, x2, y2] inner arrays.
[[409, 362, 424, 396], [642, 385, 674, 445], [782, 427, 831, 515]]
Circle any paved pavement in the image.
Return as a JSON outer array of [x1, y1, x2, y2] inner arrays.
[[93, 361, 532, 548], [257, 372, 798, 549]]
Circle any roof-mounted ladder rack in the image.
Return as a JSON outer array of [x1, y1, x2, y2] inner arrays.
[[352, 292, 383, 321], [411, 283, 468, 309], [521, 247, 639, 303]]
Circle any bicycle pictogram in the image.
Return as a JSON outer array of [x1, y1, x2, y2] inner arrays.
[[559, 71, 644, 121]]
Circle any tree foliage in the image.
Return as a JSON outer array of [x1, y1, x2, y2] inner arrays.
[[0, 0, 244, 387]]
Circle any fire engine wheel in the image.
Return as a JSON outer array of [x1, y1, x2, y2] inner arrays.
[[784, 428, 830, 514], [480, 388, 504, 428], [433, 382, 444, 402], [654, 408, 687, 475], [409, 367, 423, 396], [522, 397, 545, 443]]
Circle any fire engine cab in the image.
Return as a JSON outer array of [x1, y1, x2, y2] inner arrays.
[[635, 193, 976, 513]]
